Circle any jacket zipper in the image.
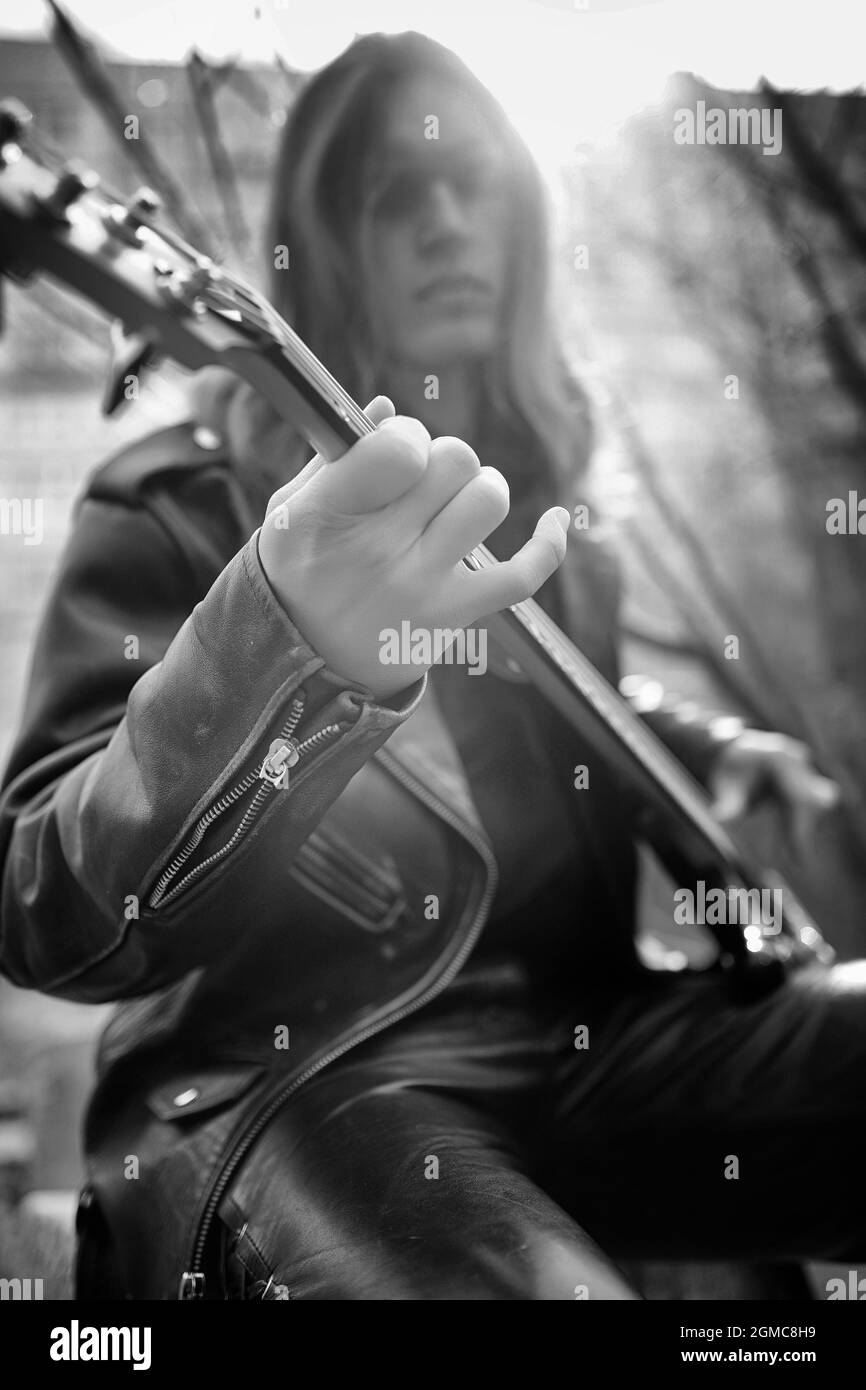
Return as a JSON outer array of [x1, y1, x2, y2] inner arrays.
[[178, 746, 498, 1298], [148, 690, 341, 911]]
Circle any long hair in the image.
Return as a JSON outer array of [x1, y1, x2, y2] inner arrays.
[[263, 31, 592, 504]]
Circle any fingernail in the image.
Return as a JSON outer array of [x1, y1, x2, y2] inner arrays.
[[554, 507, 572, 536]]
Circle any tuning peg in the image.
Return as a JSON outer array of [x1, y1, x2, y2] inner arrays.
[[127, 187, 161, 221], [104, 187, 161, 246], [0, 99, 33, 151], [176, 259, 213, 297], [35, 164, 99, 222], [153, 256, 213, 313], [101, 320, 157, 416]]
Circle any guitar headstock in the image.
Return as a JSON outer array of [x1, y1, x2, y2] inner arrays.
[[0, 99, 367, 460]]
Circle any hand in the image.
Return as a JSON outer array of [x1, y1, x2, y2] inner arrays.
[[708, 729, 840, 856], [257, 396, 571, 700]]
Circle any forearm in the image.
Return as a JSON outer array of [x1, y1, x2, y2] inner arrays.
[[0, 527, 424, 1002]]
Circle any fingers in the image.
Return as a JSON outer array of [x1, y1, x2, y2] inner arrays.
[[264, 396, 399, 519], [420, 465, 509, 567], [267, 407, 479, 528], [811, 774, 841, 811], [394, 435, 482, 530], [782, 767, 840, 856], [451, 506, 571, 623], [313, 412, 431, 514], [708, 732, 843, 854], [364, 395, 396, 427], [784, 761, 840, 812], [710, 769, 752, 824]]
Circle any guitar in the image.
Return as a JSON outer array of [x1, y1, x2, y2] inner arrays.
[[0, 100, 834, 996]]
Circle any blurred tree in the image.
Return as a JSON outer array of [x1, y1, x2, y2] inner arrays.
[[563, 74, 866, 956]]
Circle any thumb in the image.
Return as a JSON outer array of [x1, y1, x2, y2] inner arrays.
[[365, 395, 396, 428], [788, 773, 840, 857], [809, 773, 841, 811], [711, 767, 752, 823]]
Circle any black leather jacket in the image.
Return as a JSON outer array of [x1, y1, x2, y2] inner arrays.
[[0, 422, 742, 1297]]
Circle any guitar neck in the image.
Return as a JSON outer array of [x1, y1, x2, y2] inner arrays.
[[0, 124, 829, 966], [281, 343, 735, 864], [275, 345, 827, 959], [478, 554, 828, 959], [481, 576, 737, 867]]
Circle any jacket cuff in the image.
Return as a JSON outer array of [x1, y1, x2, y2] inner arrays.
[[75, 531, 425, 930]]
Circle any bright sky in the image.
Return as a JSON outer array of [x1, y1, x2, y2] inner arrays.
[[3, 0, 863, 168]]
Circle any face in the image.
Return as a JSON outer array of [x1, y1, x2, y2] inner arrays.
[[360, 73, 513, 372]]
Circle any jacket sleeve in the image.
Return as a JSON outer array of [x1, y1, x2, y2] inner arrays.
[[0, 490, 424, 1003]]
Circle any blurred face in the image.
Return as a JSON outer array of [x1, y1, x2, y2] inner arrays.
[[361, 73, 512, 372]]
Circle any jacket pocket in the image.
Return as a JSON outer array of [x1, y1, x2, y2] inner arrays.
[[289, 820, 407, 934], [145, 1063, 266, 1122]]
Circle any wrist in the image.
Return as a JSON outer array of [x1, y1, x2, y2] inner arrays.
[[253, 528, 423, 705]]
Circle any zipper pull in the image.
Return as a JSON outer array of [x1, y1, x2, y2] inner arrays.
[[259, 737, 300, 789]]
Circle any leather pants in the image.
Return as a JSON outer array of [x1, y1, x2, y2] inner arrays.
[[217, 953, 866, 1299]]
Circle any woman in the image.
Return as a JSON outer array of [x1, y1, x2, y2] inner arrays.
[[0, 32, 857, 1301]]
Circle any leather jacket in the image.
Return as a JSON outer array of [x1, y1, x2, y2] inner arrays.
[[0, 422, 743, 1297]]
